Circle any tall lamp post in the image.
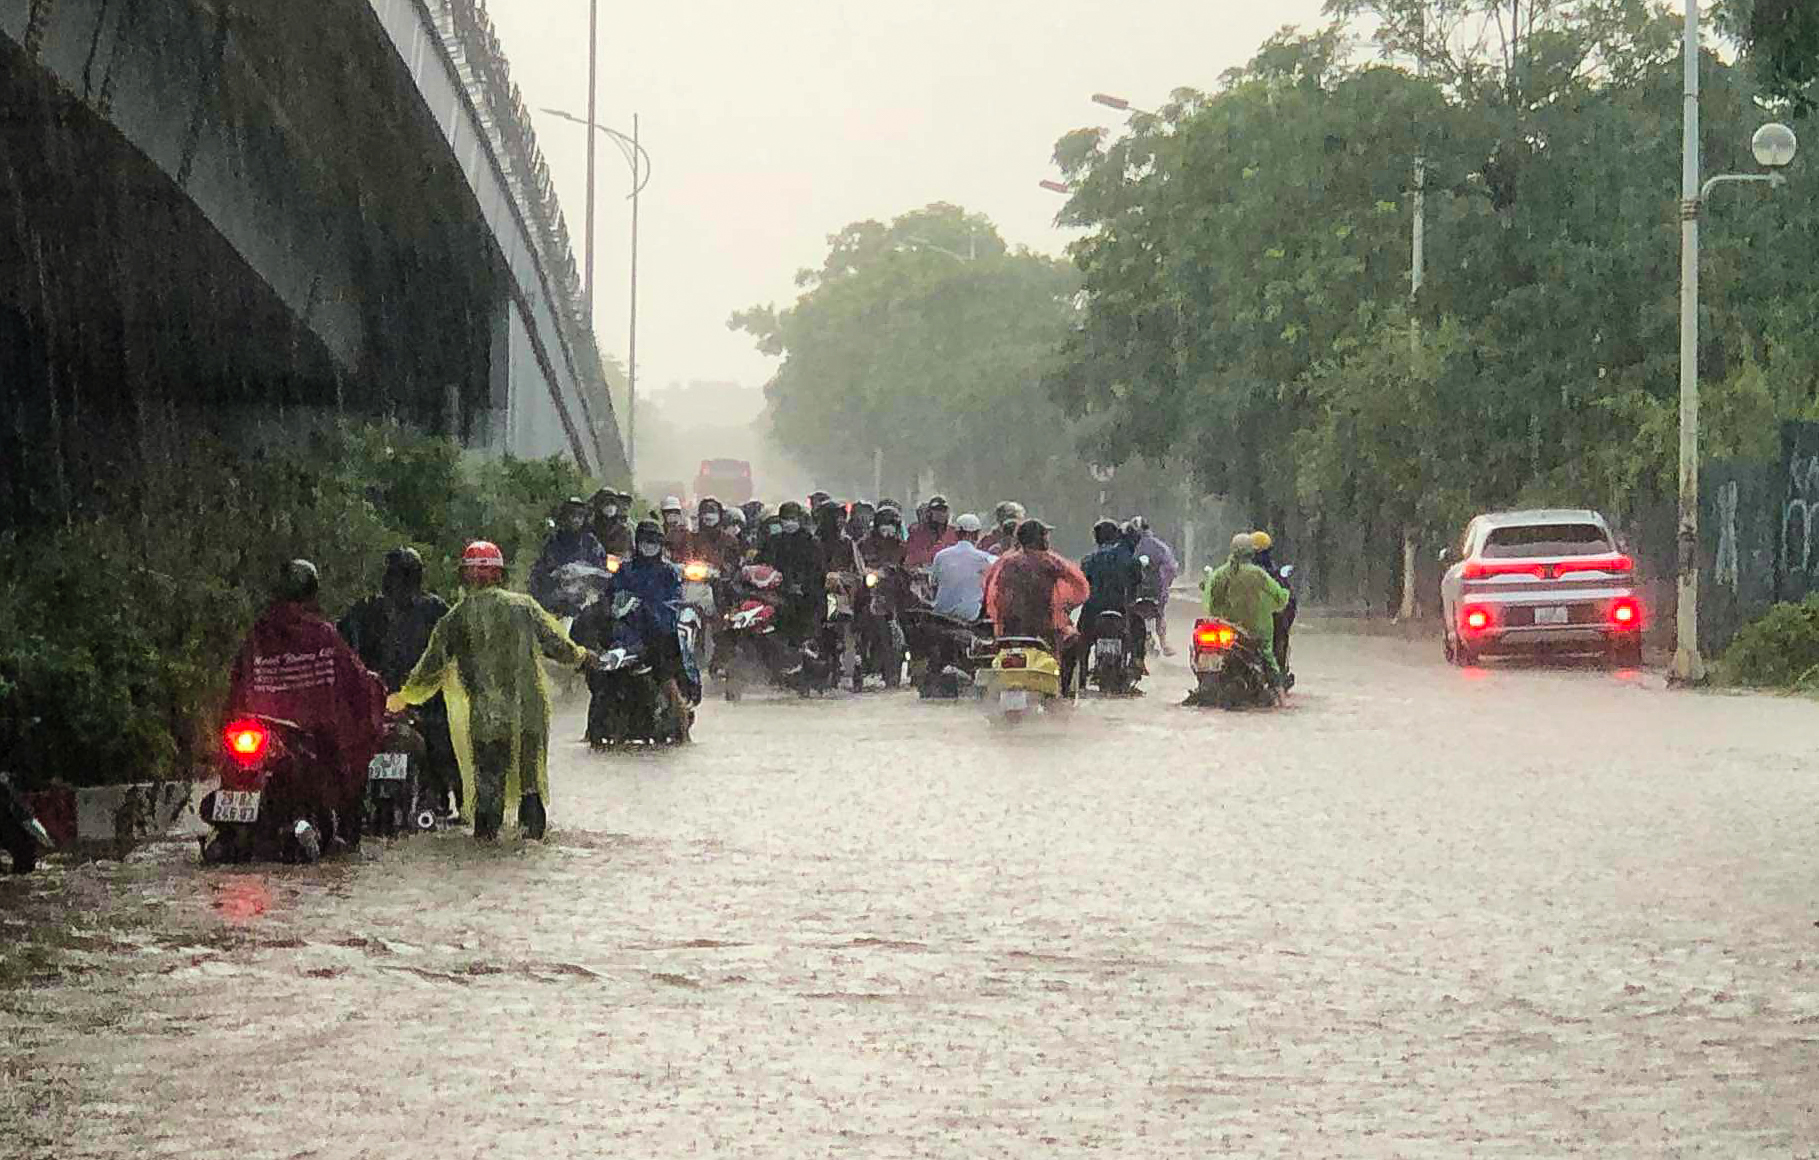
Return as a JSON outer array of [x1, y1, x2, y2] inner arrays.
[[1672, 0, 1797, 683], [541, 107, 651, 478]]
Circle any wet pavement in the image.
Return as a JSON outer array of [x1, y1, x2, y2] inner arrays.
[[4, 625, 1819, 1157]]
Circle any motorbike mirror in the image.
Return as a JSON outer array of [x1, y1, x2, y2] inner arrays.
[[1138, 555, 1152, 567], [1279, 564, 1296, 579], [1437, 547, 1454, 564]]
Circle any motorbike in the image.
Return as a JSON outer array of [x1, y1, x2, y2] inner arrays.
[[721, 563, 788, 701], [856, 565, 922, 690], [1086, 596, 1160, 696], [364, 711, 437, 837], [902, 607, 995, 699], [585, 591, 692, 746], [680, 560, 722, 673], [201, 716, 353, 864], [1, 771, 55, 874], [1186, 616, 1279, 709], [981, 636, 1063, 724]]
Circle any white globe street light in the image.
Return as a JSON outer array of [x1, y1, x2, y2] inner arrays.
[[1753, 122, 1798, 169]]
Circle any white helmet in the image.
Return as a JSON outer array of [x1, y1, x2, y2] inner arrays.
[[661, 495, 683, 513]]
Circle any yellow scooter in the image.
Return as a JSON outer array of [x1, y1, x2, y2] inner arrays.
[[982, 636, 1062, 724]]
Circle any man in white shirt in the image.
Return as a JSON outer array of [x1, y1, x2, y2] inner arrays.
[[930, 514, 994, 621]]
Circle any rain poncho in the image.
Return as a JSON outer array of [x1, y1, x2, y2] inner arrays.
[[983, 549, 1090, 644], [395, 586, 587, 823], [1201, 553, 1290, 644]]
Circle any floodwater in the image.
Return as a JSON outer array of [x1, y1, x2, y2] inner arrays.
[[4, 625, 1818, 1157]]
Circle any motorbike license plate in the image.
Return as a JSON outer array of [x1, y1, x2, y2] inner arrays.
[[1095, 638, 1122, 659], [999, 689, 1031, 711], [1534, 605, 1569, 626], [212, 790, 262, 824], [1193, 651, 1226, 673], [368, 752, 410, 781]]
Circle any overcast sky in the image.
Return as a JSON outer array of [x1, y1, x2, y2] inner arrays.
[[486, 1, 1333, 398]]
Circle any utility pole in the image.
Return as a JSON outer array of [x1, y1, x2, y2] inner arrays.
[[627, 111, 640, 479], [1397, 155, 1426, 623], [1673, 0, 1704, 683]]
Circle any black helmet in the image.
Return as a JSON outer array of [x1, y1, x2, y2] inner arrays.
[[279, 559, 320, 604], [741, 500, 765, 522], [633, 518, 664, 546], [560, 495, 589, 514], [382, 546, 424, 594], [808, 490, 831, 508], [1015, 518, 1052, 550], [778, 500, 806, 521], [1092, 519, 1121, 546], [1131, 514, 1150, 534], [926, 494, 950, 511]]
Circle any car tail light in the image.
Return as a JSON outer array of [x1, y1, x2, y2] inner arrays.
[[1610, 597, 1641, 630], [1461, 607, 1492, 634], [224, 719, 269, 765], [999, 652, 1028, 670], [1556, 555, 1634, 578], [1461, 561, 1546, 580]]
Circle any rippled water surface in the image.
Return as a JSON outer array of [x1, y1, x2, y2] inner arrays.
[[5, 627, 1818, 1157]]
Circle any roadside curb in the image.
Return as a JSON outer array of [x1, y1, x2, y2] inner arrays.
[[27, 779, 210, 849]]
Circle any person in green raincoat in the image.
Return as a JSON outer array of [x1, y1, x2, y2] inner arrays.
[[388, 540, 596, 841], [1200, 532, 1291, 687]]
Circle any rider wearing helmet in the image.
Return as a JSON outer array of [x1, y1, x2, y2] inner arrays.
[[980, 501, 1026, 556], [392, 541, 596, 841], [659, 496, 689, 558], [859, 505, 907, 569], [981, 520, 1090, 666], [1127, 514, 1181, 656], [1201, 532, 1291, 690], [758, 500, 825, 646], [845, 499, 877, 543], [686, 495, 740, 571], [227, 560, 387, 854], [904, 495, 959, 568], [531, 496, 609, 614], [589, 488, 634, 556], [592, 519, 693, 740], [1249, 530, 1296, 681], [337, 548, 459, 816], [1076, 519, 1147, 695]]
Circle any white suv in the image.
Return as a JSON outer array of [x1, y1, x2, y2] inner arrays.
[[1439, 509, 1643, 667]]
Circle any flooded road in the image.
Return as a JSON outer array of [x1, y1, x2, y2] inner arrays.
[[5, 626, 1818, 1157]]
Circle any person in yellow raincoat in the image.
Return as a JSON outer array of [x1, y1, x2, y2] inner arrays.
[[388, 540, 596, 841]]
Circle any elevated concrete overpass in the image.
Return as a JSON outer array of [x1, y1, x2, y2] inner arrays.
[[0, 0, 625, 523]]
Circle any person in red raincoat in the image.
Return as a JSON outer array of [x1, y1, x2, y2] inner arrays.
[[982, 519, 1090, 670], [226, 560, 386, 845]]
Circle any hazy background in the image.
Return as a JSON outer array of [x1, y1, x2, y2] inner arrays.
[[486, 0, 1331, 483]]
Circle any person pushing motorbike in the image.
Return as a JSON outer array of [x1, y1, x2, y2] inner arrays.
[[337, 547, 459, 816], [390, 541, 597, 841]]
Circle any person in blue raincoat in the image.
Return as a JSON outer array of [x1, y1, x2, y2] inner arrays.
[[602, 519, 695, 738]]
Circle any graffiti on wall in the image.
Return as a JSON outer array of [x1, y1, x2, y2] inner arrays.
[[1783, 452, 1819, 581]]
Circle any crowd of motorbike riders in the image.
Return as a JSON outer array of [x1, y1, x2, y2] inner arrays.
[[192, 487, 1296, 865]]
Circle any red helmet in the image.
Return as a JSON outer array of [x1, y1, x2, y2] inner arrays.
[[461, 540, 505, 583]]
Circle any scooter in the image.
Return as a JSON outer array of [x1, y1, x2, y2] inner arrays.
[[1186, 617, 1279, 709], [202, 716, 351, 864], [721, 564, 788, 701], [585, 592, 690, 746], [0, 771, 55, 874], [680, 560, 722, 673], [903, 608, 994, 699], [982, 636, 1063, 724], [364, 711, 437, 837]]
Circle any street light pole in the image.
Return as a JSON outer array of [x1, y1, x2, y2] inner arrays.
[[1674, 0, 1703, 684], [584, 0, 597, 316], [628, 112, 639, 478]]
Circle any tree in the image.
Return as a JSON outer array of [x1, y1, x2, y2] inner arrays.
[[1724, 0, 1819, 112], [730, 203, 1083, 509]]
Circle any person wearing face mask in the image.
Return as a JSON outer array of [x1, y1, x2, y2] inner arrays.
[[597, 519, 694, 740], [659, 496, 690, 558], [589, 488, 633, 557], [757, 500, 825, 647], [904, 495, 960, 568], [845, 500, 877, 543], [530, 496, 610, 615], [859, 506, 907, 569], [685, 496, 740, 571]]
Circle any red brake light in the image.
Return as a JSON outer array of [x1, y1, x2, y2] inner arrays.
[[1462, 608, 1491, 633], [1193, 620, 1237, 650], [224, 719, 269, 763], [1610, 598, 1641, 629], [1556, 555, 1633, 578], [1461, 561, 1546, 580]]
